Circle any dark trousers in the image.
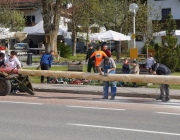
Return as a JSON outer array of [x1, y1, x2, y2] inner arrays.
[[160, 84, 169, 97], [87, 61, 96, 73], [41, 63, 50, 83]]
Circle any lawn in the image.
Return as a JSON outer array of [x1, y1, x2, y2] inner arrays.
[[31, 53, 119, 63]]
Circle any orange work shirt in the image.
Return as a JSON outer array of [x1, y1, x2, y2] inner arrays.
[[90, 51, 107, 66]]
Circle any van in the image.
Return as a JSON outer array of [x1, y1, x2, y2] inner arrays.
[[14, 43, 29, 50]]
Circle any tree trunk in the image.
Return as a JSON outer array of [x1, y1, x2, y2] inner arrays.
[[116, 41, 121, 63], [72, 30, 77, 56], [45, 43, 51, 53], [42, 0, 61, 54]]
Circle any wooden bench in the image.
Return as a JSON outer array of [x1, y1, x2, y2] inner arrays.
[[116, 68, 149, 75], [68, 63, 83, 72]]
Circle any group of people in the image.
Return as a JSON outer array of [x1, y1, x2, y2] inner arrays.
[[85, 44, 171, 102], [85, 44, 116, 100], [0, 45, 171, 102]]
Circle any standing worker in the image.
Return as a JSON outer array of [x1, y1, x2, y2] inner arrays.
[[150, 63, 171, 102], [98, 57, 117, 100], [90, 45, 107, 70], [102, 44, 111, 57], [85, 44, 96, 72], [40, 50, 54, 83]]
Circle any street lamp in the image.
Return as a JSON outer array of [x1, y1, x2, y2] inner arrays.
[[129, 3, 138, 48]]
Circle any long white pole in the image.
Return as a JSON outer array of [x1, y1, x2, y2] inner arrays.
[[18, 70, 180, 85], [133, 13, 136, 48]]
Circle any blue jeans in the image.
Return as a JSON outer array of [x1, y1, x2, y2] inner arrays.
[[103, 70, 117, 97]]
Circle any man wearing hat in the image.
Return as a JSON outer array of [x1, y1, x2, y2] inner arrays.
[[131, 60, 140, 87], [98, 57, 117, 100]]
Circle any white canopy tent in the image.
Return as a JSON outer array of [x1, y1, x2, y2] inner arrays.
[[89, 33, 103, 41], [0, 28, 27, 41], [23, 21, 67, 36], [97, 30, 131, 41], [153, 30, 180, 36], [90, 30, 131, 52]]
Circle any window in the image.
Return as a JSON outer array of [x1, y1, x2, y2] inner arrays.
[[162, 8, 171, 20], [25, 15, 35, 26]]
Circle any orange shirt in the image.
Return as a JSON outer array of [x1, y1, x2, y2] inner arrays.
[[90, 51, 107, 66]]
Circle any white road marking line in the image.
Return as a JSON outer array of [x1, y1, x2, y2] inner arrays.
[[0, 101, 43, 105], [67, 123, 180, 136], [66, 105, 125, 111], [156, 112, 180, 116]]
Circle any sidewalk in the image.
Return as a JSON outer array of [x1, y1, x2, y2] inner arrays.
[[32, 83, 180, 99]]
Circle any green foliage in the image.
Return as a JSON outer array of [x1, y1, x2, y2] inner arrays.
[[141, 44, 154, 54], [57, 43, 72, 58], [154, 14, 180, 72], [0, 8, 25, 31]]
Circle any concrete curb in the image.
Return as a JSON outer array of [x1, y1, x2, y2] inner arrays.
[[34, 88, 180, 100]]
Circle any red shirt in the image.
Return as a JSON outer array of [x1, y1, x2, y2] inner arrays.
[[104, 49, 111, 57]]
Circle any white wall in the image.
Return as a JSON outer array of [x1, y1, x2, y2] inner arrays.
[[148, 0, 180, 20], [23, 7, 69, 31], [23, 8, 43, 24]]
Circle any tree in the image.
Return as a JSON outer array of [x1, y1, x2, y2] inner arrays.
[[66, 0, 100, 56], [154, 14, 180, 72], [0, 0, 25, 32], [134, 1, 162, 57], [41, 0, 65, 53], [95, 0, 163, 61]]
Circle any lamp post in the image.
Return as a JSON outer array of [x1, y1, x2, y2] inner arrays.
[[129, 3, 138, 48]]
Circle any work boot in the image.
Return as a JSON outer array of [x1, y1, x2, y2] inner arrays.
[[110, 96, 115, 100], [102, 96, 108, 99], [162, 96, 170, 102], [156, 95, 164, 100]]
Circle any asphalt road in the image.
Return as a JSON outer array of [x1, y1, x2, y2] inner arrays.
[[0, 92, 180, 140]]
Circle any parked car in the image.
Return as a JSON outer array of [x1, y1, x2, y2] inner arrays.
[[14, 43, 29, 50]]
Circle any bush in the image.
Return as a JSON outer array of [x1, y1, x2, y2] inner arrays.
[[57, 43, 72, 58], [141, 44, 154, 54]]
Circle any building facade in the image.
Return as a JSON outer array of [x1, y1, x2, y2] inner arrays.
[[148, 0, 180, 46]]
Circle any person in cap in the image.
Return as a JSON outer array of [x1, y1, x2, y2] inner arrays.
[[150, 63, 171, 102], [131, 60, 140, 87], [85, 44, 96, 72], [98, 57, 117, 100]]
